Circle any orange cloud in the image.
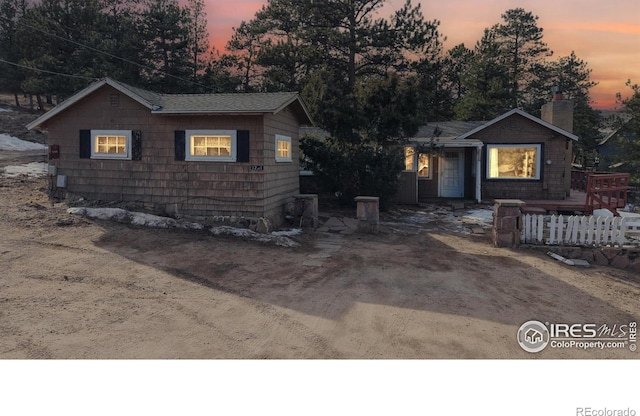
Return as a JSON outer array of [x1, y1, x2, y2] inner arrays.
[[550, 22, 640, 36], [204, 0, 639, 109]]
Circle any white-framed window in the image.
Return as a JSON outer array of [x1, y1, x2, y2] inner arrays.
[[403, 146, 432, 179], [275, 134, 292, 162], [91, 130, 131, 159], [486, 144, 541, 180], [185, 130, 236, 162]]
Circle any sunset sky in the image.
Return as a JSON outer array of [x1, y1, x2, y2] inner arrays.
[[204, 0, 640, 109]]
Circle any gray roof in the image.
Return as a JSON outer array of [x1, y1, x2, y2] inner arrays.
[[413, 121, 487, 139], [598, 114, 634, 146], [408, 109, 579, 144], [155, 91, 302, 114], [108, 78, 162, 107], [27, 78, 313, 130], [458, 109, 578, 141]]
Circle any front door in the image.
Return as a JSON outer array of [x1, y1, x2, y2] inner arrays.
[[439, 149, 464, 198]]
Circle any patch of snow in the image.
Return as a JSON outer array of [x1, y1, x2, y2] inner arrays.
[[0, 134, 47, 151], [461, 208, 494, 226], [619, 211, 640, 219], [382, 205, 494, 235], [272, 228, 303, 237], [67, 207, 298, 247], [211, 226, 299, 247], [0, 108, 13, 113], [399, 211, 435, 225], [593, 208, 614, 217], [67, 207, 204, 230], [2, 162, 47, 177]]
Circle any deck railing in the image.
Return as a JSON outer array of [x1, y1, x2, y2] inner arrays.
[[571, 170, 630, 215]]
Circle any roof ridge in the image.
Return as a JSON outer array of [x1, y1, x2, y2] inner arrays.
[[159, 91, 299, 97]]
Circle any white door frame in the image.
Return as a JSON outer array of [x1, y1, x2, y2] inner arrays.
[[438, 148, 465, 198]]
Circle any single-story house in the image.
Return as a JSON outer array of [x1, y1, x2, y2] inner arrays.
[[597, 115, 637, 170], [397, 94, 579, 204], [27, 77, 313, 228]]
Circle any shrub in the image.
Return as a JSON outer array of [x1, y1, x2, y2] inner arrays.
[[300, 136, 403, 210]]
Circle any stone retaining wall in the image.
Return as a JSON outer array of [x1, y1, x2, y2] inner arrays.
[[526, 245, 640, 272], [492, 198, 640, 272]]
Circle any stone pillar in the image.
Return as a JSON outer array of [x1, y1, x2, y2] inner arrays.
[[493, 199, 525, 247], [355, 196, 379, 234], [294, 194, 318, 229]]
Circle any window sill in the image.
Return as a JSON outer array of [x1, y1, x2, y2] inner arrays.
[[91, 155, 131, 160], [185, 157, 237, 162]]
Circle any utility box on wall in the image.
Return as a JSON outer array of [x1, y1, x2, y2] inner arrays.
[[56, 175, 67, 188]]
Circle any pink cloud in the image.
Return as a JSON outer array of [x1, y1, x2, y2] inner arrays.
[[203, 0, 639, 109], [206, 1, 266, 51]]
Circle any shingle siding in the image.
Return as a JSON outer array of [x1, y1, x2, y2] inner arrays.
[[44, 84, 305, 227], [473, 114, 570, 200]]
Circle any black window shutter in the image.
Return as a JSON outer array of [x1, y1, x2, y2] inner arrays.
[[132, 130, 142, 161], [237, 130, 250, 163], [174, 130, 186, 161], [79, 129, 91, 159]]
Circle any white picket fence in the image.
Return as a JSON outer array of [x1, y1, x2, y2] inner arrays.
[[521, 214, 640, 246]]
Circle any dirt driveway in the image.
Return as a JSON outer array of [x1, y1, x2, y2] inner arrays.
[[1, 173, 638, 359]]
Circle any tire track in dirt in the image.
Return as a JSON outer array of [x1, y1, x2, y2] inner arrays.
[[0, 318, 54, 359], [253, 301, 343, 358], [156, 297, 252, 357], [163, 265, 342, 358]]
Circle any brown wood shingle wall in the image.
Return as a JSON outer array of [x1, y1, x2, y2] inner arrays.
[[473, 114, 570, 200], [44, 85, 301, 225]]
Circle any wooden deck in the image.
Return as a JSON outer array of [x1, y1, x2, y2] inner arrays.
[[522, 191, 592, 214], [520, 171, 631, 215]]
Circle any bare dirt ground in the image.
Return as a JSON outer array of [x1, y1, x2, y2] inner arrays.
[[1, 174, 638, 358], [0, 104, 638, 359]]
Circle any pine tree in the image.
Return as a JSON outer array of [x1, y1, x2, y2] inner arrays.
[[16, 0, 108, 101], [443, 43, 474, 107], [454, 29, 511, 120], [0, 0, 30, 106], [494, 8, 552, 108], [184, 0, 209, 92], [139, 0, 191, 92], [98, 0, 145, 85], [226, 20, 266, 92]]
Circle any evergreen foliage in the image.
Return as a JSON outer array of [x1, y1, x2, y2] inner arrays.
[[0, 1, 612, 205]]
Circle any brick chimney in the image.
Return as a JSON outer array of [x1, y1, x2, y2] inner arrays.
[[541, 90, 574, 133], [541, 89, 575, 197]]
